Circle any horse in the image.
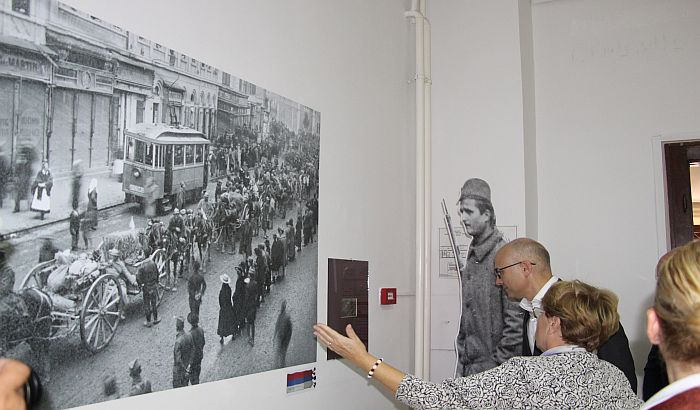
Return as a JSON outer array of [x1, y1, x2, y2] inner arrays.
[[192, 213, 212, 266]]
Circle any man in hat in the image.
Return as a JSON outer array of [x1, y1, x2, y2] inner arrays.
[[187, 312, 205, 385], [69, 206, 81, 251], [137, 257, 160, 327], [270, 233, 285, 283], [454, 178, 522, 377], [196, 191, 211, 217], [286, 219, 296, 262], [243, 275, 259, 347], [168, 208, 184, 234], [176, 181, 186, 210], [187, 261, 206, 317], [172, 315, 193, 388], [128, 359, 152, 396]]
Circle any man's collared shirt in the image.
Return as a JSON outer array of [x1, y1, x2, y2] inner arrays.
[[520, 275, 559, 354]]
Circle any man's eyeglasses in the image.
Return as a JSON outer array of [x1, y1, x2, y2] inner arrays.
[[494, 261, 536, 278]]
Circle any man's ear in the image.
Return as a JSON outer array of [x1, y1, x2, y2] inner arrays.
[[647, 308, 663, 345]]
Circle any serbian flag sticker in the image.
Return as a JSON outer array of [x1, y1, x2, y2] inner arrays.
[[286, 368, 316, 394]]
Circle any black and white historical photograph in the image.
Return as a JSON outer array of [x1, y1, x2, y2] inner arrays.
[[0, 0, 320, 407]]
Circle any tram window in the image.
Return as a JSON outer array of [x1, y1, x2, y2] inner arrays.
[[126, 138, 134, 160], [134, 140, 145, 164], [145, 143, 154, 166], [174, 145, 184, 166], [185, 144, 194, 164], [155, 146, 162, 168], [195, 145, 204, 163]]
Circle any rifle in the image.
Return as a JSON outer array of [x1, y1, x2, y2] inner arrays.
[[441, 199, 464, 274]]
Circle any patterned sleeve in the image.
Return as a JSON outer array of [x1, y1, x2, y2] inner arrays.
[[395, 360, 526, 409]]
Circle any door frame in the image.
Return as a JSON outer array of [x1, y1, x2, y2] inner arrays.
[[652, 132, 700, 257]]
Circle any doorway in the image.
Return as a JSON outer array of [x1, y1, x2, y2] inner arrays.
[[664, 141, 700, 249]]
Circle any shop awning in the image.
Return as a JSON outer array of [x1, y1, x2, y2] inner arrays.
[[45, 30, 113, 62], [0, 35, 57, 57]]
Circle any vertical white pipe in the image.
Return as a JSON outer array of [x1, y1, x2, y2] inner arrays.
[[405, 0, 430, 379], [421, 1, 432, 379]]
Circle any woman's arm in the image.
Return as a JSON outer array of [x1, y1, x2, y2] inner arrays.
[[313, 323, 406, 395]]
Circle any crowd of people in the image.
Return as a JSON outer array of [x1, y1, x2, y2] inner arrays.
[[122, 140, 319, 393]]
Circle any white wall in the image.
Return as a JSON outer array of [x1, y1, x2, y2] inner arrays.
[[428, 0, 529, 382], [428, 0, 700, 385], [533, 0, 700, 378], [60, 1, 417, 409]]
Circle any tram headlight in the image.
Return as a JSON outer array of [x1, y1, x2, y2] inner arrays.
[[132, 168, 141, 179]]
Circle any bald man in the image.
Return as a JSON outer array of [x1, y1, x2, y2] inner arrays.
[[494, 238, 637, 392]]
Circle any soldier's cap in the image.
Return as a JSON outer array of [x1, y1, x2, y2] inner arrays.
[[187, 312, 199, 325], [173, 208, 180, 214], [108, 248, 120, 257], [180, 209, 187, 215], [458, 178, 492, 204], [174, 315, 185, 327], [187, 209, 193, 214], [128, 359, 141, 375], [220, 274, 231, 284]]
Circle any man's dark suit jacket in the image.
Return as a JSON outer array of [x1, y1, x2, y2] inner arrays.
[[521, 311, 638, 393]]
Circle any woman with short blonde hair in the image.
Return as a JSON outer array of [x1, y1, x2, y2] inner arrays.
[[315, 279, 641, 409], [642, 240, 700, 409]]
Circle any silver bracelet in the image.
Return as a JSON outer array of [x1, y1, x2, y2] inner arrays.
[[367, 358, 384, 379]]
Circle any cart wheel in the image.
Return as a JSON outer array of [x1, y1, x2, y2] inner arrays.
[[151, 249, 167, 306], [19, 260, 55, 290], [80, 274, 123, 353]]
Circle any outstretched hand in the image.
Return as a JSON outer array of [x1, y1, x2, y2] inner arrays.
[[0, 359, 30, 410], [313, 323, 368, 364], [313, 323, 406, 396]]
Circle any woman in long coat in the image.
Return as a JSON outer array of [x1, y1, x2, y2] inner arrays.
[[30, 161, 53, 220], [217, 274, 235, 344], [231, 271, 246, 337]]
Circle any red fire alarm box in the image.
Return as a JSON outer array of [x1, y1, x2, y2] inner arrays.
[[380, 288, 397, 305]]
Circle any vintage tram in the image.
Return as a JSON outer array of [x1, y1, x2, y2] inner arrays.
[[122, 123, 210, 213]]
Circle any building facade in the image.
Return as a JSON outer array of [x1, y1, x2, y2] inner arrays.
[[0, 0, 319, 174]]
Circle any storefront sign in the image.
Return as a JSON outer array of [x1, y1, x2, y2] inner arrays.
[[167, 88, 184, 102], [0, 50, 50, 81], [54, 62, 114, 94]]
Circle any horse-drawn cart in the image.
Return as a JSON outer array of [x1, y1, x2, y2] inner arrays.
[[18, 230, 168, 353]]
